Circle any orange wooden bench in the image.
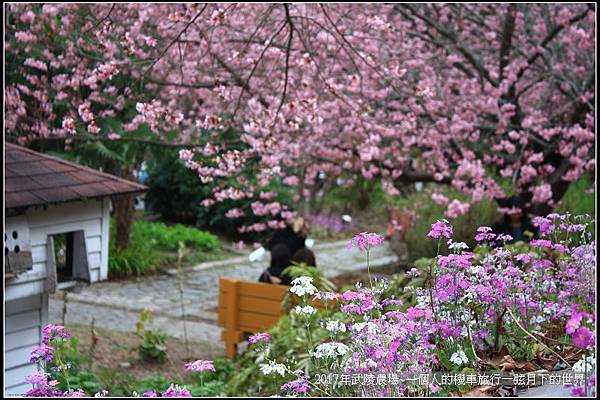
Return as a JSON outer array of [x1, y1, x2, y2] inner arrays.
[[218, 277, 288, 358]]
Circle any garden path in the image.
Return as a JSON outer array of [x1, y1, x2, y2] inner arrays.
[[48, 240, 398, 348]]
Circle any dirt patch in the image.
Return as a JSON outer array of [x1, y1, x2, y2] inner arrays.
[[68, 324, 221, 381]]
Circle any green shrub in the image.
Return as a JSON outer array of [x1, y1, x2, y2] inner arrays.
[[108, 219, 220, 277], [556, 174, 595, 216], [135, 310, 168, 363], [133, 220, 220, 252], [108, 243, 168, 277], [108, 220, 169, 278], [47, 336, 105, 395], [321, 177, 388, 213]]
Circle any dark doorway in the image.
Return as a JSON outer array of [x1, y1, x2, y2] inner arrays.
[[52, 232, 74, 283]]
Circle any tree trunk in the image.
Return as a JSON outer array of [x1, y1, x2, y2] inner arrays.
[[112, 169, 136, 251]]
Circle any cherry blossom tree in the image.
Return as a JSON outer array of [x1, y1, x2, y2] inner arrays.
[[5, 3, 595, 234]]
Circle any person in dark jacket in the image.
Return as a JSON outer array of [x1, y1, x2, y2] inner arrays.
[[265, 217, 309, 257], [258, 246, 318, 286], [258, 243, 291, 285]]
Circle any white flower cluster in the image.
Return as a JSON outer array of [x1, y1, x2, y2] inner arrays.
[[295, 305, 316, 316], [469, 265, 483, 275], [312, 342, 350, 358], [352, 321, 378, 334], [448, 240, 469, 252], [260, 360, 287, 376], [449, 349, 469, 366], [573, 356, 596, 373], [529, 315, 545, 326], [542, 303, 559, 315], [416, 295, 429, 308], [290, 276, 318, 297], [324, 320, 347, 334]]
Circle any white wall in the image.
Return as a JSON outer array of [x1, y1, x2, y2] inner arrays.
[[4, 294, 47, 395]]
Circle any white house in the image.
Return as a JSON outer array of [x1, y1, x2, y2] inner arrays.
[[4, 143, 146, 394]]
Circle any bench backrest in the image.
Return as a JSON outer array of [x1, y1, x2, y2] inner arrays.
[[218, 277, 287, 334], [218, 276, 338, 358]]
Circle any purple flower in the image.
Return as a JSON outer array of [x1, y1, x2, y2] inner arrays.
[[437, 253, 474, 269], [24, 371, 61, 397], [515, 253, 531, 264], [572, 327, 594, 348], [161, 384, 191, 397], [427, 220, 453, 239], [566, 315, 581, 334], [571, 387, 587, 397], [142, 391, 158, 397], [184, 359, 216, 373], [496, 233, 513, 242], [532, 216, 555, 236], [530, 239, 554, 248], [347, 232, 384, 251], [30, 345, 55, 364], [553, 243, 569, 253], [42, 325, 72, 345], [312, 291, 340, 301], [340, 289, 375, 315], [281, 378, 311, 394], [248, 333, 271, 344], [474, 226, 496, 242]]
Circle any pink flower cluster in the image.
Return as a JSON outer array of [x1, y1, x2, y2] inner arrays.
[[566, 311, 595, 349], [426, 219, 453, 239], [248, 332, 271, 344], [347, 232, 385, 251], [184, 359, 216, 373], [474, 226, 496, 242]]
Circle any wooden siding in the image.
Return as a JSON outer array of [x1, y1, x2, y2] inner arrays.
[[5, 294, 45, 393]]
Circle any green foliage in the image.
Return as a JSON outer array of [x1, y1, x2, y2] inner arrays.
[[226, 266, 345, 396], [108, 243, 168, 277], [48, 337, 104, 395], [226, 309, 339, 396], [556, 174, 595, 216], [133, 220, 220, 252], [135, 310, 167, 363], [107, 220, 169, 278], [144, 150, 214, 225], [108, 219, 220, 277]]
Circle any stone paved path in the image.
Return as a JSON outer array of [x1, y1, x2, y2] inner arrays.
[[49, 240, 398, 350]]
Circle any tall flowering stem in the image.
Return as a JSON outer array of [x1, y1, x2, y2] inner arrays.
[[347, 232, 385, 290]]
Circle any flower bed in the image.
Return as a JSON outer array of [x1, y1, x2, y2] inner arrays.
[[23, 213, 596, 397], [229, 213, 596, 397]]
